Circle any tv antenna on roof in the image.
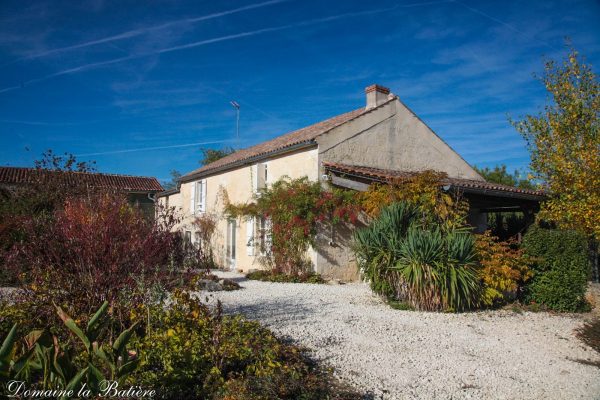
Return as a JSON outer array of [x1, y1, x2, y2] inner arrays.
[[230, 101, 240, 145]]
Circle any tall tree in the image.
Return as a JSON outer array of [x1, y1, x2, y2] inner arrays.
[[512, 48, 599, 240], [199, 146, 236, 166], [163, 170, 181, 190], [474, 164, 535, 190]]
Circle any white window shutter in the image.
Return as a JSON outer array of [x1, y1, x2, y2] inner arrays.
[[190, 181, 196, 215], [265, 218, 272, 252], [257, 163, 266, 190], [246, 218, 254, 256], [201, 180, 207, 212], [251, 164, 259, 193]]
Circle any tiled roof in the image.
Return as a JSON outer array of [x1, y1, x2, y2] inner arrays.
[[181, 100, 395, 181], [323, 162, 545, 198], [0, 166, 163, 192]]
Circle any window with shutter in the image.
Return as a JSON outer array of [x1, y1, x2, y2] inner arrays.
[[194, 180, 202, 213]]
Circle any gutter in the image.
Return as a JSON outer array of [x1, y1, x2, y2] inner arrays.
[[180, 141, 318, 183], [156, 187, 180, 198]]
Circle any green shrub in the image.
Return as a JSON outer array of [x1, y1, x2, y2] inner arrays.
[[2, 291, 360, 399], [1, 302, 138, 396], [387, 300, 414, 311], [354, 202, 481, 312], [522, 225, 590, 312], [132, 291, 358, 399], [246, 270, 325, 284]]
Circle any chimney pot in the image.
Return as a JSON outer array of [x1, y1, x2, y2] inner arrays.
[[365, 84, 391, 109]]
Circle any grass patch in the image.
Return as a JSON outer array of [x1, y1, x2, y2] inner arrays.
[[246, 270, 326, 284], [387, 300, 415, 311]]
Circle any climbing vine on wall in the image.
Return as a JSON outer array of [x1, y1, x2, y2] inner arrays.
[[224, 176, 359, 276]]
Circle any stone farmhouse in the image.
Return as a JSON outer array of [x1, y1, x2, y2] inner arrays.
[[158, 84, 544, 280]]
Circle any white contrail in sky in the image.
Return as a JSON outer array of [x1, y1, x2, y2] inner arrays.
[[75, 140, 233, 156], [453, 0, 559, 51], [0, 1, 455, 94], [6, 0, 288, 63]]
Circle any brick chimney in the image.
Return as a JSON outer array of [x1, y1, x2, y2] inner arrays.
[[365, 84, 390, 109]]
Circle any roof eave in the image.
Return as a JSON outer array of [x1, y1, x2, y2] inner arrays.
[[156, 188, 181, 198], [323, 163, 546, 201], [449, 186, 546, 201], [180, 141, 318, 183]]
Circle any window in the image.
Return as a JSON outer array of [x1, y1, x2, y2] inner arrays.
[[258, 217, 271, 255], [190, 180, 206, 214], [263, 163, 268, 186]]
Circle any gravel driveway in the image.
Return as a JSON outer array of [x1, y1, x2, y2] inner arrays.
[[202, 272, 600, 400]]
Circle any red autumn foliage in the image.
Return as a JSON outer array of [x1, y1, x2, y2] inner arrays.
[[6, 193, 189, 327]]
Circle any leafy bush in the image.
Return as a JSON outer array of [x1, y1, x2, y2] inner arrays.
[[522, 225, 590, 312], [132, 291, 359, 399], [359, 170, 469, 229], [246, 270, 325, 284], [2, 292, 360, 399], [190, 213, 219, 270], [475, 232, 532, 307], [354, 202, 481, 312], [5, 193, 190, 329], [0, 151, 97, 286], [1, 302, 138, 396]]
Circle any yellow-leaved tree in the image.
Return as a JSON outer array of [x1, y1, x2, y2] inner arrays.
[[512, 48, 600, 240]]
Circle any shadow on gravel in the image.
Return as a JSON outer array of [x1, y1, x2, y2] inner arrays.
[[220, 275, 249, 284], [221, 297, 317, 324]]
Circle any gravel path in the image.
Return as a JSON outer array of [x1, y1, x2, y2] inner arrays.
[[201, 272, 600, 400]]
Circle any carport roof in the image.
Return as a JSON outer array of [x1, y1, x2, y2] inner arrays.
[[323, 162, 546, 201]]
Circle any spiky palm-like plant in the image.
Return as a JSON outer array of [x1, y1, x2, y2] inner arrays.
[[354, 201, 481, 311], [354, 202, 419, 299], [394, 227, 479, 311]]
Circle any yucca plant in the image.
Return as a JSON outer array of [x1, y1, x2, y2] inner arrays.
[[354, 201, 481, 311], [394, 227, 480, 311], [354, 202, 420, 298]]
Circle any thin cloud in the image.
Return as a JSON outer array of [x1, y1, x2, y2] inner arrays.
[[76, 140, 234, 157], [0, 119, 92, 126], [453, 0, 559, 51], [6, 0, 289, 64], [0, 0, 454, 94]]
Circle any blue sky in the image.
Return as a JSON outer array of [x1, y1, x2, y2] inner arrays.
[[0, 0, 599, 184]]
